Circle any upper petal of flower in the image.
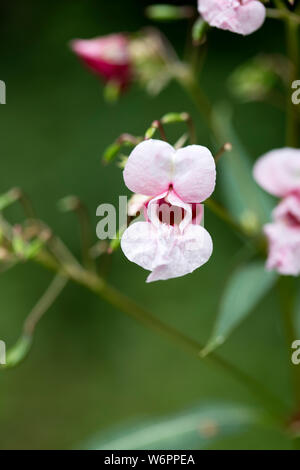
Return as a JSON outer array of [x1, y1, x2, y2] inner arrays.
[[198, 0, 266, 36], [173, 145, 216, 203], [70, 34, 131, 87], [123, 140, 216, 202], [253, 148, 300, 198], [123, 140, 175, 196]]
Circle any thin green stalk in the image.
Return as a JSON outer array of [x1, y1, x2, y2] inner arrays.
[[58, 197, 96, 271], [32, 247, 286, 420], [173, 73, 259, 245], [75, 202, 96, 272], [1, 273, 67, 369], [13, 188, 36, 219], [267, 8, 300, 25], [285, 18, 299, 147], [0, 213, 286, 418], [182, 112, 197, 145], [23, 274, 68, 336], [205, 198, 249, 241], [278, 277, 300, 407], [176, 72, 215, 136], [214, 142, 232, 163], [277, 277, 300, 449]]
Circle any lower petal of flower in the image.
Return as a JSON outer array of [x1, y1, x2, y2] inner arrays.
[[121, 221, 213, 282]]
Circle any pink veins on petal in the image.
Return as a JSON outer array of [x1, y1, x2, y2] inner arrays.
[[121, 139, 216, 282]]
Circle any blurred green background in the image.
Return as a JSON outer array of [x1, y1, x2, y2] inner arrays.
[[0, 0, 294, 449]]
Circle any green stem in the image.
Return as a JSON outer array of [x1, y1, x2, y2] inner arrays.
[[75, 202, 96, 272], [176, 72, 215, 136], [285, 18, 299, 147], [13, 188, 36, 219], [182, 112, 197, 144], [58, 197, 96, 271], [205, 198, 249, 241], [174, 73, 259, 243], [32, 248, 285, 420], [278, 277, 300, 408], [24, 274, 68, 336], [0, 213, 286, 418], [267, 8, 300, 25], [1, 273, 67, 369]]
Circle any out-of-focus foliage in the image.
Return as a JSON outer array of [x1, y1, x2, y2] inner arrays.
[[228, 55, 287, 103], [212, 103, 275, 232], [84, 402, 269, 450], [202, 262, 278, 356]]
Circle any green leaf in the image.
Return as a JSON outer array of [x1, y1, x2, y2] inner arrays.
[[0, 335, 32, 370], [102, 142, 122, 164], [0, 188, 19, 211], [83, 402, 267, 450], [212, 103, 274, 233], [201, 262, 277, 357]]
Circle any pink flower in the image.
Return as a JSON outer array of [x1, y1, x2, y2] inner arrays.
[[253, 148, 300, 198], [121, 139, 216, 282], [253, 148, 300, 276], [198, 0, 266, 36], [70, 34, 131, 89]]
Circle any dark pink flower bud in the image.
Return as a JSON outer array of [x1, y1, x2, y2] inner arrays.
[[70, 34, 131, 90]]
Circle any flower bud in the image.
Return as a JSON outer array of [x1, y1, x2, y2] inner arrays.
[[70, 34, 132, 91]]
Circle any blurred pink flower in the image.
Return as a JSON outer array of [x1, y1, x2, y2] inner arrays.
[[254, 148, 300, 276], [198, 0, 266, 36], [121, 139, 216, 282], [70, 34, 131, 89]]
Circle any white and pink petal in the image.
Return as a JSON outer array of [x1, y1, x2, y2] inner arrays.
[[123, 140, 175, 196], [123, 140, 216, 203], [264, 222, 300, 276], [198, 0, 266, 36], [147, 224, 213, 282], [121, 221, 213, 282], [253, 148, 300, 198], [173, 145, 216, 203]]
